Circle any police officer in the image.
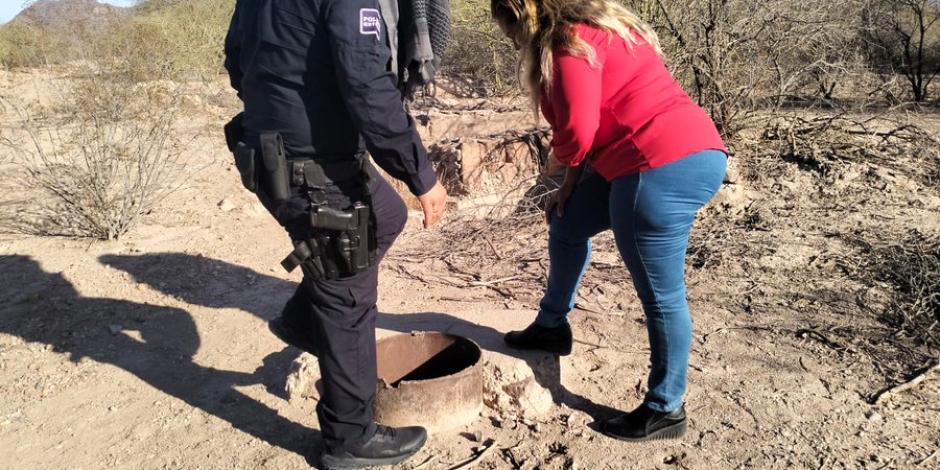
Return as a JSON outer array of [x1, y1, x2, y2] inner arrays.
[[223, 0, 448, 468]]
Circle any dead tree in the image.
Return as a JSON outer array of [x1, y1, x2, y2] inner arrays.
[[630, 0, 863, 140], [861, 0, 940, 102]]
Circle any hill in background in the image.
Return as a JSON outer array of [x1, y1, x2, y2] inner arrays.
[[0, 0, 233, 78], [13, 0, 131, 29]]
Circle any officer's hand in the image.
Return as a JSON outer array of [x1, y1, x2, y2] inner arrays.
[[417, 181, 448, 228]]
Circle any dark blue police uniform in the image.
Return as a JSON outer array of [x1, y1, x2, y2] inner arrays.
[[224, 0, 437, 454]]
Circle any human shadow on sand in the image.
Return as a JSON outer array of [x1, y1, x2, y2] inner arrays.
[[0, 255, 321, 466], [100, 252, 622, 427]]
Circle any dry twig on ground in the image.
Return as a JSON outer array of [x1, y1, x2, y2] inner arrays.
[[870, 358, 940, 405], [748, 111, 939, 181]]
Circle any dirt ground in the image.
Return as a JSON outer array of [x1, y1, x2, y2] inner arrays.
[[1, 71, 939, 470]]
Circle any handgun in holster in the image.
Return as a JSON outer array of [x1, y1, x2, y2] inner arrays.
[[280, 162, 375, 280]]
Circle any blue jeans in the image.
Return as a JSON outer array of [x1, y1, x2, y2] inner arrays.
[[535, 150, 727, 413]]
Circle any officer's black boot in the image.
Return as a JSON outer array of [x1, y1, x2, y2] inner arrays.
[[600, 404, 687, 442], [504, 322, 573, 356], [320, 425, 427, 470]]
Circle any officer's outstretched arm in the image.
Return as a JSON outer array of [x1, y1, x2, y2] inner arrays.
[[325, 0, 438, 197]]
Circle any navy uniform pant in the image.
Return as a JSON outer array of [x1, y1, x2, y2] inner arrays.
[[273, 167, 408, 452]]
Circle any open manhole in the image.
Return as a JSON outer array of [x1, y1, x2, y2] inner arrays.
[[374, 331, 483, 433]]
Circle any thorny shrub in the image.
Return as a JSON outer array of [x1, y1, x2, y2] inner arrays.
[[3, 68, 186, 240]]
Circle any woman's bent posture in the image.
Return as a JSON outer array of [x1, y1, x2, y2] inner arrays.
[[493, 0, 728, 442]]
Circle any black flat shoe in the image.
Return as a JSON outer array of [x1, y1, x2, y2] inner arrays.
[[268, 316, 317, 355], [600, 404, 687, 442], [320, 425, 427, 470], [504, 322, 573, 356]]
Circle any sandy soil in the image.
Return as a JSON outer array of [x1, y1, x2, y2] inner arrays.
[[1, 72, 938, 470]]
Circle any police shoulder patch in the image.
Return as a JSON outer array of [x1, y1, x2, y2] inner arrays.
[[359, 8, 381, 39]]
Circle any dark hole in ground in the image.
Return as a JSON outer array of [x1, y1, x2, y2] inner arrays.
[[391, 337, 480, 386]]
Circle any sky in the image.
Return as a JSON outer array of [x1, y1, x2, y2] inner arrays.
[[0, 0, 139, 25]]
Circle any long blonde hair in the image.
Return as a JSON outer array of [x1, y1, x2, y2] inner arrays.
[[491, 0, 661, 107]]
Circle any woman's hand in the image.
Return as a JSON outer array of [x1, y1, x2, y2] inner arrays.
[[545, 182, 575, 223], [545, 164, 585, 223], [542, 151, 565, 177]]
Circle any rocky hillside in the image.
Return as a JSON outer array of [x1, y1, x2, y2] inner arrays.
[[13, 0, 130, 29]]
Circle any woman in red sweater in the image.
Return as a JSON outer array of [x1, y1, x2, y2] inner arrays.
[[493, 0, 727, 441]]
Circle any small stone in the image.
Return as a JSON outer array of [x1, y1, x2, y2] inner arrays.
[[285, 353, 320, 402], [865, 411, 882, 422], [218, 198, 236, 212], [4, 410, 22, 423], [567, 411, 589, 429], [181, 94, 203, 111], [108, 325, 123, 335], [108, 406, 117, 412], [470, 430, 483, 442], [503, 376, 553, 416]]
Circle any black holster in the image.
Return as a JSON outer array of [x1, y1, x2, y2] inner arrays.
[[224, 117, 292, 203], [259, 133, 291, 202], [226, 113, 261, 194], [233, 143, 258, 193], [282, 202, 373, 279], [223, 113, 244, 152], [222, 117, 376, 280], [279, 157, 376, 280]]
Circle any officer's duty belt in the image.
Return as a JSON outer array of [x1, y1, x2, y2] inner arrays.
[[287, 154, 368, 188]]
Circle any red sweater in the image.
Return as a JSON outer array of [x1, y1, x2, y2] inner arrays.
[[541, 24, 726, 180]]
